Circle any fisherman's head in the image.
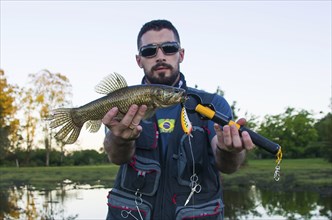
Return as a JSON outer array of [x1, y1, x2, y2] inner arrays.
[[136, 19, 184, 86]]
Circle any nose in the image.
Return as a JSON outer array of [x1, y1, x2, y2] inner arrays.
[[155, 48, 166, 62]]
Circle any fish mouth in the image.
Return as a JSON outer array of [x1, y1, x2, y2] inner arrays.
[[178, 91, 188, 103], [173, 88, 186, 99], [182, 95, 189, 103], [176, 91, 188, 104]]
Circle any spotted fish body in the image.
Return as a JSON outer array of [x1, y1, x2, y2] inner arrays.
[[48, 73, 186, 144]]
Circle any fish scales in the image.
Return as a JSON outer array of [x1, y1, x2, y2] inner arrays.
[[75, 85, 157, 121], [48, 73, 186, 144]]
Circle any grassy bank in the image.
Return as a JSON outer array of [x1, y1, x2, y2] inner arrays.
[[222, 158, 332, 194], [0, 164, 119, 189], [1, 158, 331, 194]]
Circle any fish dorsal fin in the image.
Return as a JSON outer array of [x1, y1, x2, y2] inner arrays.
[[95, 72, 128, 94]]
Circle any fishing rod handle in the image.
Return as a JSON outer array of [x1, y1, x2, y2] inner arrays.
[[238, 126, 280, 155], [195, 104, 280, 155]]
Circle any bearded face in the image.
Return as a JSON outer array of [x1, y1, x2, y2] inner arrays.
[[136, 29, 185, 86], [143, 62, 180, 86]]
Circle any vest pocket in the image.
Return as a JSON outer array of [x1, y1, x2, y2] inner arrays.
[[120, 155, 161, 196], [175, 199, 224, 220], [107, 188, 152, 220], [135, 120, 158, 150]]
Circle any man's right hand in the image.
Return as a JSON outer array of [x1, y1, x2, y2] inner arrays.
[[102, 104, 147, 164], [102, 104, 147, 141]]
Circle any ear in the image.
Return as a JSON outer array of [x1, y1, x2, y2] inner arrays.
[[179, 48, 185, 63], [136, 55, 143, 68]]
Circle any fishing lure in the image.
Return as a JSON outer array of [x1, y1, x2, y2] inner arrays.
[[181, 105, 193, 135]]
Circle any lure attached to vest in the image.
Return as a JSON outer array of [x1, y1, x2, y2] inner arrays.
[[181, 105, 193, 135]]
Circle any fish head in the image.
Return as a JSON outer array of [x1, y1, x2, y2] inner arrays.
[[151, 85, 186, 107]]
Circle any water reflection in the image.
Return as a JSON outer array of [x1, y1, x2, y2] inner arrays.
[[223, 186, 332, 220], [0, 183, 331, 220], [0, 181, 108, 220]]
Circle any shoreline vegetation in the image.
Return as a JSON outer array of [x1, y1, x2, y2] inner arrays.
[[0, 158, 331, 195]]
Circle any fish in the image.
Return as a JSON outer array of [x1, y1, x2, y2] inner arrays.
[[48, 72, 186, 144]]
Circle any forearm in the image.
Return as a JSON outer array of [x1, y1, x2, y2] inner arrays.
[[104, 131, 135, 165], [215, 146, 246, 174]]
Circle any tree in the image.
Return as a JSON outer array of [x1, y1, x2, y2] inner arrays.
[[314, 112, 332, 162], [69, 149, 107, 165], [28, 70, 72, 166], [0, 70, 20, 164], [20, 87, 39, 164], [258, 107, 318, 158]]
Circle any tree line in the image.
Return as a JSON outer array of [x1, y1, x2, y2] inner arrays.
[[1, 69, 331, 167]]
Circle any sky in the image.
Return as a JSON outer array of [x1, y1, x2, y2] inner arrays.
[[1, 0, 331, 151]]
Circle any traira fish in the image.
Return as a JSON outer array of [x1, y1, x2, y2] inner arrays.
[[48, 72, 186, 144]]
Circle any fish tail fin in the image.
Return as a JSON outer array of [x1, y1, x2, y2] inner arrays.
[[48, 108, 82, 144]]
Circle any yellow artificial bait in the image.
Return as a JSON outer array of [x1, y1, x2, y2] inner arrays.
[[181, 106, 192, 135]]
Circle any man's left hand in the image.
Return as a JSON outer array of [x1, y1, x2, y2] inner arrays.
[[213, 118, 255, 153]]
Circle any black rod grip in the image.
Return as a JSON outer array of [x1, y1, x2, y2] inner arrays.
[[239, 126, 280, 155], [195, 105, 280, 155]]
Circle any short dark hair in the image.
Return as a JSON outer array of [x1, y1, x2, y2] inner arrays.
[[137, 19, 181, 50]]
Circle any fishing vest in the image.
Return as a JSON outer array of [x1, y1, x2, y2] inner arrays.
[[107, 88, 224, 220]]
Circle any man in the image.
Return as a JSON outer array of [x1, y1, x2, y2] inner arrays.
[[103, 19, 254, 220]]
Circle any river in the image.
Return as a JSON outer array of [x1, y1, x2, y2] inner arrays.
[[1, 181, 331, 220]]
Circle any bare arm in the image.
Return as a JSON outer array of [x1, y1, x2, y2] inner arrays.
[[102, 105, 147, 165], [212, 118, 255, 174]]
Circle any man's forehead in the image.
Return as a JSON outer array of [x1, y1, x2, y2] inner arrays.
[[141, 29, 176, 45]]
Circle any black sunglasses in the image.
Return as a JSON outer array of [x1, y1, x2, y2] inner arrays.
[[139, 42, 180, 58]]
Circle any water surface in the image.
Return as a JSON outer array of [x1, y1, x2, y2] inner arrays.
[[1, 182, 331, 220]]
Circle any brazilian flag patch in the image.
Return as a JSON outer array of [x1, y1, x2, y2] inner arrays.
[[158, 119, 175, 133]]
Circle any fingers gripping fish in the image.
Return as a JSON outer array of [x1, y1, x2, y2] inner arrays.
[[48, 72, 186, 144]]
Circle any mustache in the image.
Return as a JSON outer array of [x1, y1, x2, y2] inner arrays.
[[151, 63, 173, 71]]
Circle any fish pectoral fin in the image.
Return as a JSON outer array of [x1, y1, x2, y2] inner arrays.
[[86, 120, 102, 133], [143, 109, 157, 120], [94, 72, 128, 94]]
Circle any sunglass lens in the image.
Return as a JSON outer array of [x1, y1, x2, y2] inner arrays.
[[162, 43, 179, 54], [140, 42, 179, 57], [140, 46, 157, 57]]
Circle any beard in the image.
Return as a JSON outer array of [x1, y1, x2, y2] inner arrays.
[[144, 62, 180, 86]]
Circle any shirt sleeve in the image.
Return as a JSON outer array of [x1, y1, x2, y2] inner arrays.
[[207, 94, 233, 142]]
